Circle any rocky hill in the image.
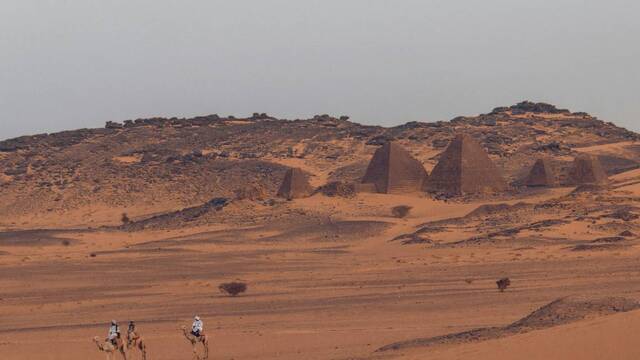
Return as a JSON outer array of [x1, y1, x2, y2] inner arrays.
[[1, 102, 638, 224]]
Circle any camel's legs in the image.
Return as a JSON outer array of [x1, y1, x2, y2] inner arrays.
[[136, 341, 147, 360], [192, 343, 200, 360], [119, 346, 129, 360], [140, 342, 148, 360], [128, 339, 146, 360], [202, 339, 209, 360]]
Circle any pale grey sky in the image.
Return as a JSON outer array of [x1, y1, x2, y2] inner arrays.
[[1, 0, 639, 141]]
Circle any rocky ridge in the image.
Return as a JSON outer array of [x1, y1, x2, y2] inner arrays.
[[0, 102, 638, 220]]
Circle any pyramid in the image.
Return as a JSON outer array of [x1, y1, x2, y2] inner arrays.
[[360, 142, 429, 194], [277, 168, 314, 199], [568, 154, 608, 185], [426, 134, 507, 196], [525, 158, 558, 187]]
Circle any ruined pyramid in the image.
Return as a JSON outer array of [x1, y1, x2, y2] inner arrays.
[[568, 154, 608, 185], [360, 142, 429, 194], [277, 168, 314, 199], [425, 134, 507, 196], [525, 158, 558, 187]]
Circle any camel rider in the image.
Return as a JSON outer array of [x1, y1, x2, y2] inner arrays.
[[107, 320, 120, 344], [127, 320, 140, 345], [128, 321, 136, 334], [192, 316, 203, 337]]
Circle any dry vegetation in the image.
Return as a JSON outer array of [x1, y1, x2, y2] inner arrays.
[[218, 282, 248, 297]]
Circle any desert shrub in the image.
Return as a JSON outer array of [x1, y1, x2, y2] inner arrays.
[[218, 282, 248, 297], [496, 277, 511, 292], [121, 213, 131, 224], [61, 239, 71, 246], [391, 205, 412, 218]]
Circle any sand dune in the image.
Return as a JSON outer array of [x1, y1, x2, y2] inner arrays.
[[389, 310, 640, 360]]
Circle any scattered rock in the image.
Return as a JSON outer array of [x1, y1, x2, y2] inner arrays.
[[316, 181, 356, 198], [105, 121, 123, 129], [391, 205, 412, 218], [591, 236, 625, 243], [234, 184, 267, 201], [604, 209, 639, 222], [572, 243, 626, 251]]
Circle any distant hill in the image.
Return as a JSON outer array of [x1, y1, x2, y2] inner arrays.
[[1, 102, 638, 223]]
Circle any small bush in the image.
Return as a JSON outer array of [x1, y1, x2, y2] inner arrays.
[[496, 277, 511, 292], [121, 213, 131, 224], [61, 239, 71, 246], [391, 205, 412, 218], [218, 282, 248, 297]]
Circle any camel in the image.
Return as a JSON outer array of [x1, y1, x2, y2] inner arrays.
[[181, 325, 209, 360], [93, 336, 129, 360], [127, 328, 149, 360]]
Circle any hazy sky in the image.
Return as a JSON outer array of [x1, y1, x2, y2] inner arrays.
[[1, 0, 639, 141]]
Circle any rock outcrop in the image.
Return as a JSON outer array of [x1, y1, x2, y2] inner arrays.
[[0, 102, 637, 217]]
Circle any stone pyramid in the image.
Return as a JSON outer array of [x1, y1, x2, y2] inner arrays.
[[360, 142, 429, 194], [568, 154, 608, 185], [277, 168, 314, 199], [525, 158, 558, 187], [426, 134, 507, 196]]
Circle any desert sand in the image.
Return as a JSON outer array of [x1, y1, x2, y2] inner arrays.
[[1, 103, 640, 359]]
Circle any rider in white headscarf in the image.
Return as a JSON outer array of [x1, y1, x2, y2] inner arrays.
[[107, 320, 120, 344], [191, 316, 203, 337]]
